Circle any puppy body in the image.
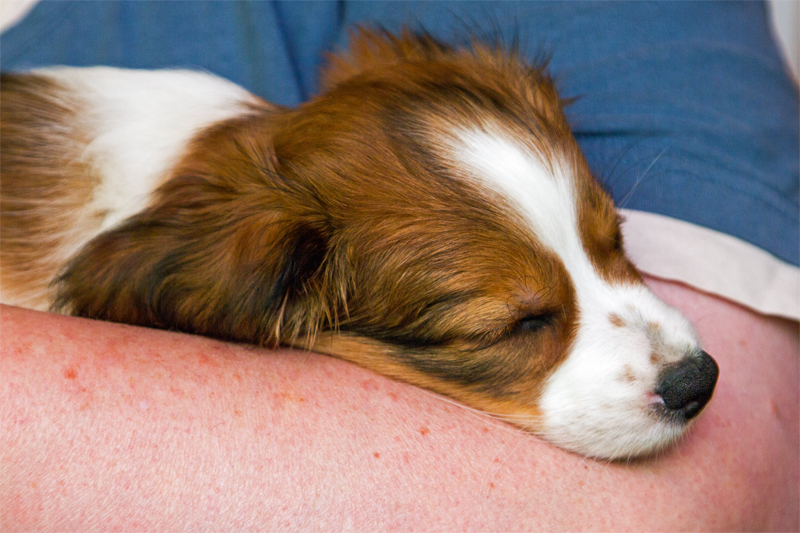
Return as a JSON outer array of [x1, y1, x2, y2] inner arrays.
[[0, 31, 718, 459]]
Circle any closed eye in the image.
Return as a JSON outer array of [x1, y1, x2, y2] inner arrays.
[[515, 311, 557, 334]]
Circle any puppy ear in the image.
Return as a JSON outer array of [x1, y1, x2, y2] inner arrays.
[[53, 117, 335, 347], [320, 26, 451, 92]]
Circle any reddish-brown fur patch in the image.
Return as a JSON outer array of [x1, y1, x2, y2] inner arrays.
[[578, 180, 642, 286]]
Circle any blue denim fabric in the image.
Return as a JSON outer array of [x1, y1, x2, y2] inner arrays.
[[2, 1, 797, 265]]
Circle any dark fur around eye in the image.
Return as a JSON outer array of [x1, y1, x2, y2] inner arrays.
[[612, 229, 624, 253]]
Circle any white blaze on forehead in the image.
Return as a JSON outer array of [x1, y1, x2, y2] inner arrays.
[[449, 127, 615, 324], [451, 129, 583, 260], [450, 127, 603, 295], [449, 128, 625, 321]]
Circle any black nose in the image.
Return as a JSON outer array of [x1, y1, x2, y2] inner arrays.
[[656, 351, 719, 421]]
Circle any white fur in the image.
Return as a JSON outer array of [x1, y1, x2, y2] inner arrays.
[[34, 67, 260, 233], [452, 127, 702, 459]]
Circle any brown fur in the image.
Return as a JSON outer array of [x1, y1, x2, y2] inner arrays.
[[1, 29, 642, 426], [0, 74, 104, 309]]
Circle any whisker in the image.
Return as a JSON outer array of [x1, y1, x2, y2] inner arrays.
[[618, 147, 667, 208]]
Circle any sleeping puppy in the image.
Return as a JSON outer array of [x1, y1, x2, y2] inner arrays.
[[0, 29, 718, 459]]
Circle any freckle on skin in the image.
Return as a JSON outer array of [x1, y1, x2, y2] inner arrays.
[[420, 426, 430, 436], [64, 367, 77, 380], [373, 452, 381, 459], [361, 379, 378, 391]]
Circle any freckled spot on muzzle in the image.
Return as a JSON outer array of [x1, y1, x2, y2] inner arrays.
[[608, 313, 625, 328]]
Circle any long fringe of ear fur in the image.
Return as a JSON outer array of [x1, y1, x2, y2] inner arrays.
[[53, 113, 341, 348]]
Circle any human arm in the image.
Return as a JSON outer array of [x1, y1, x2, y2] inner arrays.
[[1, 275, 797, 531]]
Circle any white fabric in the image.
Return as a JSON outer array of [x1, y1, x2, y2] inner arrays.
[[0, 0, 38, 33], [620, 209, 799, 320]]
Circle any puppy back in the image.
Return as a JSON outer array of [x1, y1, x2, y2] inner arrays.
[[0, 73, 99, 310]]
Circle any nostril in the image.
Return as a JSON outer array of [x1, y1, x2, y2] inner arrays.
[[655, 351, 719, 421]]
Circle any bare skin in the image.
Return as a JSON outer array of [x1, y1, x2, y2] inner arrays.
[[1, 275, 797, 531]]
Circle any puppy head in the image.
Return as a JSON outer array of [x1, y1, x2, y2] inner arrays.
[[58, 29, 718, 459], [280, 29, 718, 459]]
